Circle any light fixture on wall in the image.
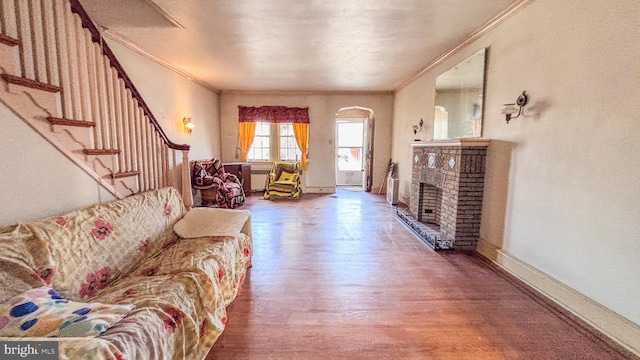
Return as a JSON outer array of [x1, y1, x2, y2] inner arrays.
[[183, 117, 195, 133], [500, 91, 529, 124], [411, 118, 424, 134]]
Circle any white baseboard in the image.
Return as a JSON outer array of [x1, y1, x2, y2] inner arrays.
[[476, 238, 640, 357]]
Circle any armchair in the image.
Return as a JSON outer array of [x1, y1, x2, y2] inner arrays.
[[264, 162, 301, 200], [191, 159, 246, 208]]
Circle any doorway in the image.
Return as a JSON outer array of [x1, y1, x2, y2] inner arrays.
[[335, 106, 375, 191], [336, 119, 364, 186]]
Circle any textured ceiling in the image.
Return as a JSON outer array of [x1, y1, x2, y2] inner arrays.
[[79, 0, 520, 92]]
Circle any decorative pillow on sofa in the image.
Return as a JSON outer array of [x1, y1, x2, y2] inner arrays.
[[277, 171, 296, 182], [0, 286, 134, 338], [173, 207, 250, 238]]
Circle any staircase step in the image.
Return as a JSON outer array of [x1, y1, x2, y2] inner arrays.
[[109, 171, 140, 179], [83, 149, 121, 155], [1, 74, 61, 93], [0, 34, 20, 47], [47, 116, 96, 127]]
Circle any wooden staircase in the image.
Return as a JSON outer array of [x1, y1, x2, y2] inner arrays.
[[0, 0, 192, 208]]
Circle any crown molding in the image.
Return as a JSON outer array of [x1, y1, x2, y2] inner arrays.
[[222, 90, 393, 96], [223, 89, 394, 96], [394, 0, 536, 92], [102, 29, 221, 95]]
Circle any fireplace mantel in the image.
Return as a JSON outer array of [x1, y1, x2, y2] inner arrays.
[[410, 138, 491, 147]]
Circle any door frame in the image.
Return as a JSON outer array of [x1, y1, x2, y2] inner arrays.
[[335, 106, 375, 192]]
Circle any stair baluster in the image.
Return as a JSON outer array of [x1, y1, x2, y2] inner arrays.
[[0, 0, 193, 208]]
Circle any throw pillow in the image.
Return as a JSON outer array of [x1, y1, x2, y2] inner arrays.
[[0, 286, 134, 338], [173, 207, 250, 238], [277, 171, 296, 182]]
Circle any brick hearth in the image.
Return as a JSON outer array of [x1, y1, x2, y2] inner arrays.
[[396, 139, 490, 250]]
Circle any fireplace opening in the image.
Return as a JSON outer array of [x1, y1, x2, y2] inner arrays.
[[418, 183, 442, 228]]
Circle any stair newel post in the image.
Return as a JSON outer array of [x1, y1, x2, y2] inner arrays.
[[181, 149, 193, 210]]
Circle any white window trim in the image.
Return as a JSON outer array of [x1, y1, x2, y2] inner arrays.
[[248, 122, 301, 163]]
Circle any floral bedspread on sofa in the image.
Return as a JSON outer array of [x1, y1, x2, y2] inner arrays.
[[0, 187, 252, 359]]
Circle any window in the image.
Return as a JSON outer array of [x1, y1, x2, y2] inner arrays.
[[247, 122, 270, 161], [336, 121, 364, 171], [279, 123, 302, 161], [248, 122, 302, 162]]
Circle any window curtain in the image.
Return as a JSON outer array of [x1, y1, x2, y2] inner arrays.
[[292, 123, 309, 170], [238, 106, 309, 123], [238, 106, 310, 166], [238, 121, 256, 162]]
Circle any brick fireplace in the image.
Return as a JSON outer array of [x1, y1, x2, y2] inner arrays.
[[396, 139, 490, 250]]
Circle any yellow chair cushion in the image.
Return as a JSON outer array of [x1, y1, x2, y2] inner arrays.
[[277, 171, 296, 182]]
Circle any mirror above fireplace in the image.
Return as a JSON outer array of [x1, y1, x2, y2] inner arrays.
[[433, 48, 487, 140]]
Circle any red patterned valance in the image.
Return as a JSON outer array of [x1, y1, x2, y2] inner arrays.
[[238, 106, 309, 123]]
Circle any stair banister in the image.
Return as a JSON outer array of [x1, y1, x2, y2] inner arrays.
[[68, 0, 193, 208]]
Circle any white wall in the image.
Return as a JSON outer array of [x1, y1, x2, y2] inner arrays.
[[0, 40, 222, 227], [0, 104, 115, 226], [220, 92, 394, 192], [393, 0, 640, 334]]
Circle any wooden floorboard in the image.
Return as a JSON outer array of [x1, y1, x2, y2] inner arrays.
[[207, 188, 635, 360]]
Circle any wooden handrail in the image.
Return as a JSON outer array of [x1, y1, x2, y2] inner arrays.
[[68, 0, 190, 152]]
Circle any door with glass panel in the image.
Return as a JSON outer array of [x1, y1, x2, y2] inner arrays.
[[336, 120, 364, 186]]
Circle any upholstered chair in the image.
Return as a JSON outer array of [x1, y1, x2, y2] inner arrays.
[[191, 159, 246, 208], [263, 162, 301, 200]]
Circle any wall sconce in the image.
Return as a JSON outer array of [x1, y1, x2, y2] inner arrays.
[[500, 91, 529, 124], [411, 118, 424, 134], [183, 117, 195, 133]]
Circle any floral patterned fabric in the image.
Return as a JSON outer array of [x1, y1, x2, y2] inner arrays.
[[26, 188, 186, 301], [0, 223, 57, 303], [131, 234, 252, 307], [191, 159, 246, 208], [0, 187, 252, 359], [0, 286, 134, 338]]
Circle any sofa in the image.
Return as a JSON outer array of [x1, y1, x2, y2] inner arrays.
[[0, 187, 252, 359]]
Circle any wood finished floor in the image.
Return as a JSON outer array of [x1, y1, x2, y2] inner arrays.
[[206, 189, 633, 360]]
